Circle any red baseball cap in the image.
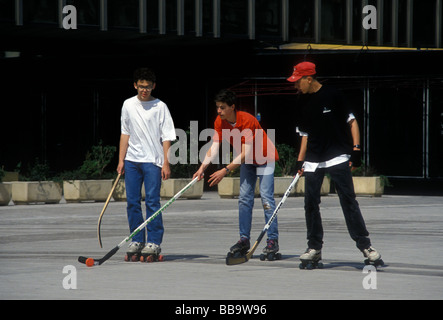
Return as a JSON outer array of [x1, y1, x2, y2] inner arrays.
[[287, 61, 316, 82]]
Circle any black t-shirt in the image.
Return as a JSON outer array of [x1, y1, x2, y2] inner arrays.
[[298, 85, 354, 162]]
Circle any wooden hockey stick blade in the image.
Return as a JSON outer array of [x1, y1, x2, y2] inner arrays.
[[97, 173, 121, 248], [225, 241, 259, 266], [225, 255, 249, 265]]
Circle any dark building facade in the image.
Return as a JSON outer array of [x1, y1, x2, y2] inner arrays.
[[1, 0, 442, 190]]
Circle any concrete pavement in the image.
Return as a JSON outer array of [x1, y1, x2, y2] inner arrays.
[[0, 191, 442, 302]]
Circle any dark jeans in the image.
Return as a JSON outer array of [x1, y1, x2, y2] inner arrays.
[[304, 161, 371, 251]]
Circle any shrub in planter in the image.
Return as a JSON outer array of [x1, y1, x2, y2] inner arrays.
[[59, 142, 117, 203], [274, 144, 298, 196], [11, 159, 62, 205]]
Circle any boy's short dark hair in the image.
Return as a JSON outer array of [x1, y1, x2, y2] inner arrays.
[[133, 68, 156, 83], [215, 89, 236, 106]]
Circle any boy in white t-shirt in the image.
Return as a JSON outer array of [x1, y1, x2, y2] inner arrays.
[[117, 68, 176, 261]]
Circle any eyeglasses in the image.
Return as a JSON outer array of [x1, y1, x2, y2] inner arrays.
[[137, 86, 154, 91]]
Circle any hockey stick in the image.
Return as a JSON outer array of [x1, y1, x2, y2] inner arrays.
[[79, 177, 199, 267], [226, 173, 301, 266], [97, 173, 121, 248]]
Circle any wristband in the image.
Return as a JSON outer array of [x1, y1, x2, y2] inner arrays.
[[224, 166, 230, 174]]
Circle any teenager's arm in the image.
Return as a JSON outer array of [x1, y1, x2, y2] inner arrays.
[[349, 118, 362, 169], [296, 135, 307, 176], [193, 141, 220, 180], [349, 118, 360, 149], [162, 140, 172, 180], [117, 134, 130, 174]]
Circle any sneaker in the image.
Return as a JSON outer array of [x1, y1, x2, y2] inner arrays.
[[263, 239, 279, 254], [300, 248, 322, 261], [229, 238, 250, 254], [127, 242, 145, 253], [141, 242, 161, 255], [361, 246, 381, 262]]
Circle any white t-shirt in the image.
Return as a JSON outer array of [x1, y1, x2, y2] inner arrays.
[[121, 96, 176, 168]]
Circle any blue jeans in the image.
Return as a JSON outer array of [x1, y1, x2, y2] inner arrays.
[[238, 163, 278, 240], [124, 160, 163, 245]]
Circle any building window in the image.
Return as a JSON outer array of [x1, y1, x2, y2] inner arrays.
[[220, 0, 248, 37], [413, 0, 436, 48], [0, 0, 15, 25], [184, 0, 196, 35], [382, 0, 393, 45], [397, 0, 409, 46], [165, 0, 177, 34], [321, 0, 346, 43], [108, 0, 138, 29], [23, 0, 58, 25], [66, 0, 100, 27], [202, 0, 214, 36], [256, 0, 282, 39], [147, 0, 160, 33], [288, 0, 315, 42]]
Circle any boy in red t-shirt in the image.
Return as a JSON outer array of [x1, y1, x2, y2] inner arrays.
[[193, 89, 280, 258]]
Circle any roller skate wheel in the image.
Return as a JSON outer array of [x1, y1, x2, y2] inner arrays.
[[317, 262, 324, 269], [275, 253, 282, 260], [124, 254, 130, 262], [267, 253, 275, 261], [131, 254, 139, 262], [158, 255, 164, 262], [259, 254, 266, 261]]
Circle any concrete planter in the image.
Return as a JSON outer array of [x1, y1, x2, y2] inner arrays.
[[0, 183, 12, 206], [114, 179, 203, 200], [112, 180, 145, 201], [11, 181, 62, 205], [274, 176, 297, 197], [352, 176, 384, 197], [217, 177, 260, 199], [160, 178, 204, 199], [63, 180, 113, 203], [218, 176, 330, 198], [113, 179, 127, 201], [275, 176, 330, 196]]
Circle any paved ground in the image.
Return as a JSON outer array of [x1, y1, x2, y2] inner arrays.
[[1, 191, 442, 303]]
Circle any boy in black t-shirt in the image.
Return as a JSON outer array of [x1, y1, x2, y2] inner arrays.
[[288, 62, 383, 268]]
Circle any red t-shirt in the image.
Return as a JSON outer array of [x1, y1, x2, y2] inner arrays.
[[213, 111, 279, 165]]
